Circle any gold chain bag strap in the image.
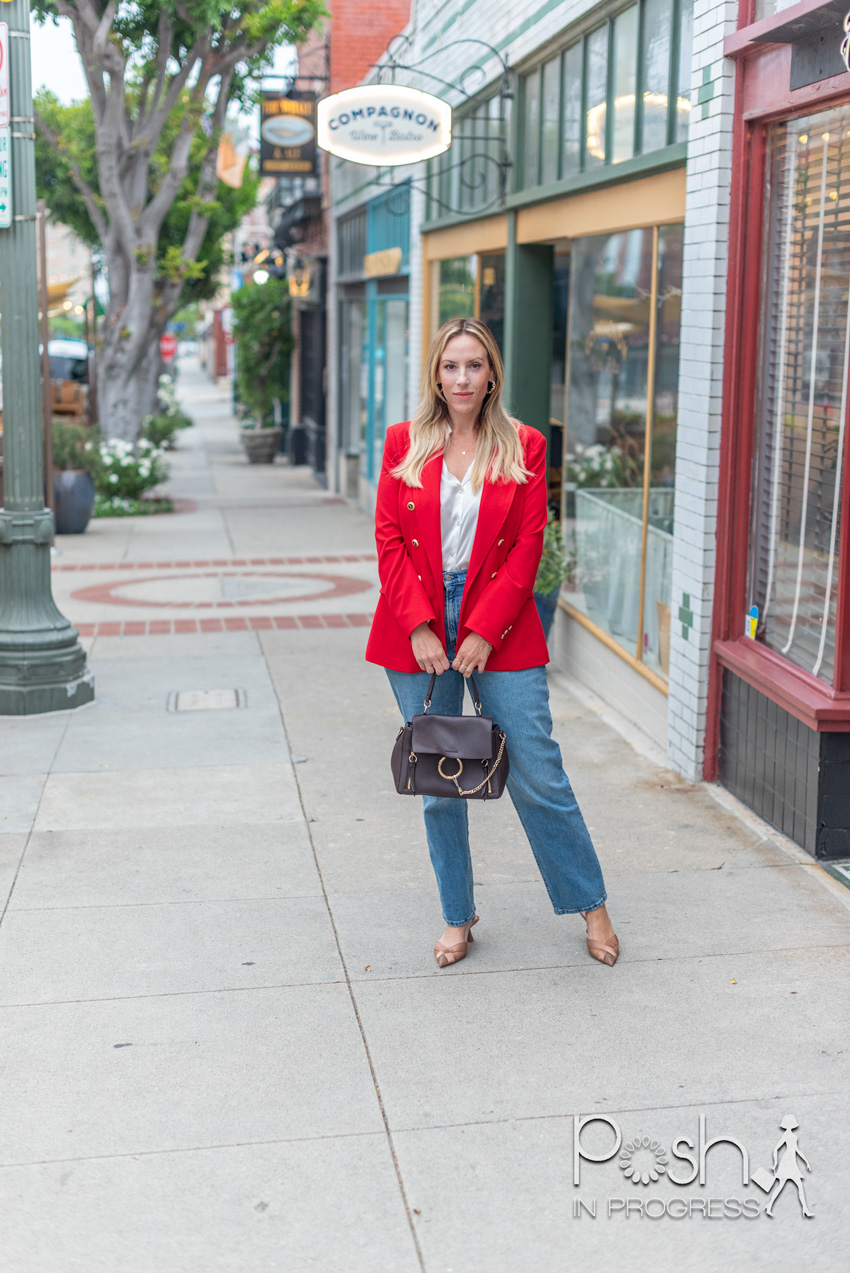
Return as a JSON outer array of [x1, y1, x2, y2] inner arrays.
[[391, 672, 509, 799]]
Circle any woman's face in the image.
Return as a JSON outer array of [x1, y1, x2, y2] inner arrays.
[[438, 334, 492, 423]]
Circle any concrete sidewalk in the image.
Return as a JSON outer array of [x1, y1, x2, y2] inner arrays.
[[0, 362, 847, 1272]]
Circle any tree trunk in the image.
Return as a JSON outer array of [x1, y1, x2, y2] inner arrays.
[[139, 343, 163, 421]]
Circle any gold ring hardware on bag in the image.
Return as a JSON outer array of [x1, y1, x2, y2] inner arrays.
[[438, 755, 464, 782], [391, 671, 510, 801]]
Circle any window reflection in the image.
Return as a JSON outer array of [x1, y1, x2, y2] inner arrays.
[[612, 7, 638, 164], [641, 0, 672, 153], [563, 226, 682, 680], [438, 257, 477, 325], [585, 26, 609, 167]]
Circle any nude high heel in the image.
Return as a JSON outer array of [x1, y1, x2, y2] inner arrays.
[[434, 914, 479, 968], [579, 911, 619, 966]]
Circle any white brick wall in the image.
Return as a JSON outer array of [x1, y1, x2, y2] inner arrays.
[[665, 0, 737, 781]]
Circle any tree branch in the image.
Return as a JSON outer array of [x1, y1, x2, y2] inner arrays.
[[34, 106, 109, 244]]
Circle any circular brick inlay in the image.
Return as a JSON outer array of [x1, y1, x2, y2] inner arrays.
[[70, 570, 373, 609]]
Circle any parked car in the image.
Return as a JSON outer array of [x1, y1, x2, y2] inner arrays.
[[47, 339, 91, 421]]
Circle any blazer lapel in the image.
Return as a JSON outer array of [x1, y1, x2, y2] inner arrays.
[[464, 479, 517, 595], [416, 450, 444, 588]]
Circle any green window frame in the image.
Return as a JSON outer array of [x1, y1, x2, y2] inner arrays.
[[517, 0, 693, 190]]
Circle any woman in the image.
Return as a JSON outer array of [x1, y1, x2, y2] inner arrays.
[[365, 317, 618, 969]]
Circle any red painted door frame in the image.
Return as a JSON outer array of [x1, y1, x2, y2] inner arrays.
[[706, 11, 850, 780]]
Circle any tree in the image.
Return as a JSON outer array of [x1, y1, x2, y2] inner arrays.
[[33, 1, 325, 440], [35, 91, 261, 307]]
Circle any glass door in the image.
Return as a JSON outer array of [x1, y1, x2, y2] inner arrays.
[[370, 296, 409, 480]]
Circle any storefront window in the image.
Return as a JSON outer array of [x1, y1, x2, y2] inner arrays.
[[479, 254, 505, 351], [438, 256, 477, 324], [541, 57, 562, 185], [641, 0, 672, 154], [373, 298, 409, 476], [523, 71, 541, 188], [676, 0, 694, 144], [585, 25, 609, 169], [562, 43, 583, 180], [563, 225, 683, 681], [748, 108, 850, 685], [612, 6, 638, 164], [339, 297, 367, 458], [509, 0, 689, 199]]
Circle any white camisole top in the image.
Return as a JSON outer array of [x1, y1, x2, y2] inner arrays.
[[440, 432, 482, 572]]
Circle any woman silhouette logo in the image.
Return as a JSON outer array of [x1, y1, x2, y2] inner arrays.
[[753, 1115, 814, 1218]]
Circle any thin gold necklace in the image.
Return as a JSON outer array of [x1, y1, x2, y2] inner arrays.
[[448, 427, 478, 456]]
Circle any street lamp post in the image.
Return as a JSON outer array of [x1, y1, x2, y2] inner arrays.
[[0, 0, 94, 714]]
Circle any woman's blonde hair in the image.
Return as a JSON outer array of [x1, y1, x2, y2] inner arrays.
[[392, 317, 532, 491]]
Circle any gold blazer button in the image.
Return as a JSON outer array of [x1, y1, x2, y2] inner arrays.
[[498, 538, 504, 545], [412, 539, 419, 547], [407, 502, 415, 510], [491, 571, 497, 578]]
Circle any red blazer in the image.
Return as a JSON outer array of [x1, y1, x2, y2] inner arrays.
[[365, 421, 550, 672]]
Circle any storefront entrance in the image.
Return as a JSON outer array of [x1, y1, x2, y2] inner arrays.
[[715, 12, 850, 858]]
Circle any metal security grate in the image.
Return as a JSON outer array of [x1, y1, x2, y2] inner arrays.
[[167, 689, 247, 712]]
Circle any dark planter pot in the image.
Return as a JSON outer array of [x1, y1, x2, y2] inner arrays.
[[534, 585, 562, 640], [241, 427, 283, 464], [53, 470, 96, 535]]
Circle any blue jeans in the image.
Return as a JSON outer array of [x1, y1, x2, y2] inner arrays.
[[385, 569, 608, 926]]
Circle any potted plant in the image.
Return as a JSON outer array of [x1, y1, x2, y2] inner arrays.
[[534, 514, 573, 639], [231, 276, 293, 463], [51, 420, 100, 534]]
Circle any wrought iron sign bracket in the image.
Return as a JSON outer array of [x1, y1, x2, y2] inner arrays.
[[364, 35, 513, 218]]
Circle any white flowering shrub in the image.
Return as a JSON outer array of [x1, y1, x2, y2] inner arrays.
[[563, 442, 638, 489], [96, 438, 169, 501]]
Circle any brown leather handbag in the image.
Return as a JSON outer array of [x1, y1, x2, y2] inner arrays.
[[391, 672, 509, 799]]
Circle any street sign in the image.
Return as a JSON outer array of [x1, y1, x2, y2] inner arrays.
[[0, 25, 9, 129], [160, 333, 178, 362], [0, 127, 10, 229]]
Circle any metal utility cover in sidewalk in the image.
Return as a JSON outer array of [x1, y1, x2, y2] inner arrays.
[[167, 689, 247, 712]]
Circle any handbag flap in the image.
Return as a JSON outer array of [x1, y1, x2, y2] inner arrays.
[[410, 711, 496, 758]]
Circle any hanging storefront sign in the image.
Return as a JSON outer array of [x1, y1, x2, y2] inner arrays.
[[364, 247, 403, 277], [259, 92, 317, 177], [317, 84, 451, 167]]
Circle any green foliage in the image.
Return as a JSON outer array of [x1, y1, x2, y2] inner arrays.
[[95, 495, 175, 517], [50, 313, 87, 341], [51, 420, 101, 475], [140, 413, 192, 449], [35, 91, 261, 306], [34, 94, 100, 249], [32, 3, 327, 94], [172, 304, 201, 337], [95, 438, 170, 500], [140, 378, 193, 448], [231, 279, 294, 424], [535, 515, 574, 595]]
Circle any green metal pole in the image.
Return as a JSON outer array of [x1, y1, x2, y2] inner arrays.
[[0, 0, 93, 714]]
